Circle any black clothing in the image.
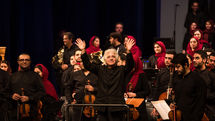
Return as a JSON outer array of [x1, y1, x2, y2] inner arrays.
[[196, 69, 215, 120], [81, 52, 134, 112], [65, 70, 97, 121], [207, 31, 215, 49], [174, 71, 206, 121], [125, 73, 150, 121], [148, 55, 157, 69], [52, 45, 79, 70], [61, 66, 74, 87], [183, 31, 193, 50], [63, 45, 79, 65], [115, 44, 126, 55], [52, 44, 79, 96], [65, 70, 97, 103], [0, 69, 10, 121], [5, 70, 46, 121], [184, 11, 208, 30], [155, 68, 170, 100]]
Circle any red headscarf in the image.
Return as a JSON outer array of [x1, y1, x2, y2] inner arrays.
[[194, 29, 211, 47], [155, 41, 166, 69], [35, 64, 58, 100], [126, 36, 144, 90], [86, 36, 101, 54], [186, 37, 203, 57]]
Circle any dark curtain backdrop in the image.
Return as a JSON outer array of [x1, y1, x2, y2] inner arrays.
[[0, 0, 158, 92]]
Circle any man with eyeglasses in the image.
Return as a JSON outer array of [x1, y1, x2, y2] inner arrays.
[[5, 53, 45, 121]]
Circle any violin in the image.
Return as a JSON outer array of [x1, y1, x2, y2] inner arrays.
[[83, 80, 96, 118], [18, 88, 43, 120], [19, 88, 30, 118], [126, 83, 140, 120]]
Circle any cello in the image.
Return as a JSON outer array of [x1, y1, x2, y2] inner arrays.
[[83, 80, 96, 118]]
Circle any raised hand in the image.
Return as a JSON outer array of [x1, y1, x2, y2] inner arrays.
[[75, 38, 86, 50], [125, 38, 135, 53]]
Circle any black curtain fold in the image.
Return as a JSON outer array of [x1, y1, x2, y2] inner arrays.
[[0, 0, 158, 90]]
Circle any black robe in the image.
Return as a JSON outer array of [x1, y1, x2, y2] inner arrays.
[[174, 71, 206, 121]]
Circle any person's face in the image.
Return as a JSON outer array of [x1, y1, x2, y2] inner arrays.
[[34, 68, 43, 77], [74, 50, 82, 62], [105, 52, 117, 66], [190, 22, 197, 30], [74, 65, 81, 72], [194, 31, 201, 40], [115, 24, 123, 33], [154, 44, 162, 54], [192, 2, 199, 12], [190, 38, 198, 49], [0, 63, 8, 72], [63, 35, 72, 46], [70, 56, 76, 65], [165, 54, 174, 67], [193, 53, 205, 68], [209, 56, 215, 67], [109, 37, 114, 45], [17, 55, 31, 70], [206, 21, 212, 30], [93, 38, 100, 48], [175, 64, 185, 76]]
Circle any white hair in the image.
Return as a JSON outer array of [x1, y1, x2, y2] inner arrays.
[[103, 48, 119, 65]]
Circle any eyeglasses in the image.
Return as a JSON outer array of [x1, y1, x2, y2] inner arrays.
[[18, 59, 31, 62]]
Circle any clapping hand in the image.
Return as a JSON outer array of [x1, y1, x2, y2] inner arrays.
[[124, 38, 135, 53], [75, 38, 86, 51]]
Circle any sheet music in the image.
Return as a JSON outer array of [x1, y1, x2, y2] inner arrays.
[[151, 100, 171, 120]]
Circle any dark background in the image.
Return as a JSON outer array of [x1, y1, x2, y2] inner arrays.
[[0, 0, 158, 92], [0, 0, 214, 93], [0, 0, 158, 72]]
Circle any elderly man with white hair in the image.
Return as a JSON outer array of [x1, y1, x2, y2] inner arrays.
[[76, 38, 135, 121]]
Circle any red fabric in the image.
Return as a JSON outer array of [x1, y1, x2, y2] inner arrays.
[[155, 41, 166, 69], [194, 29, 211, 47], [126, 36, 144, 90], [35, 64, 58, 100], [86, 36, 101, 54], [186, 37, 203, 57]]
